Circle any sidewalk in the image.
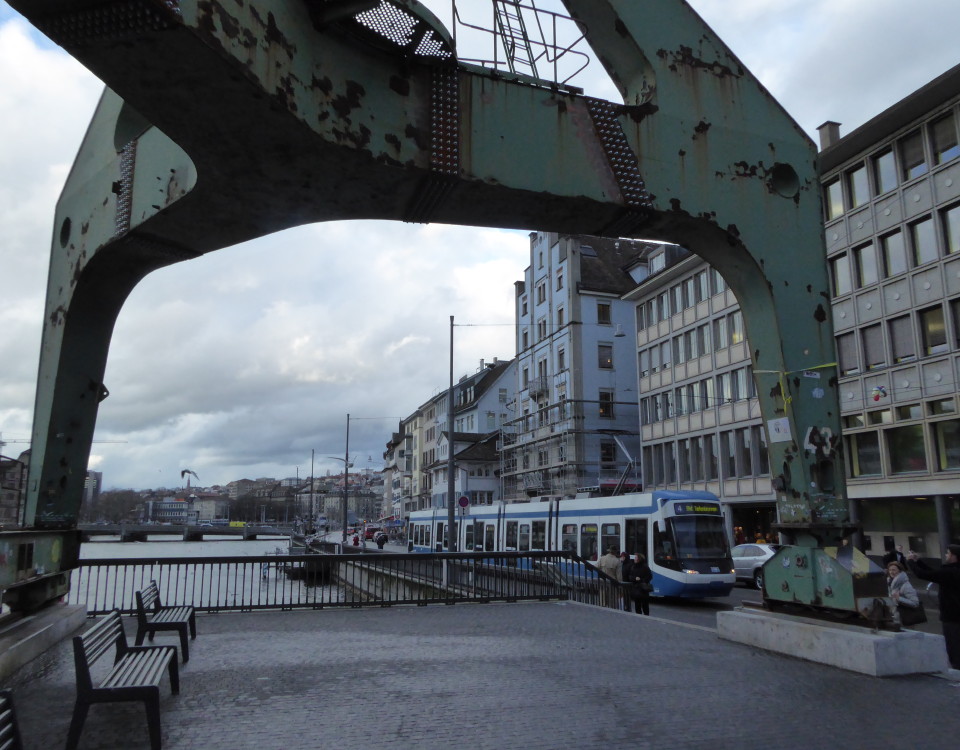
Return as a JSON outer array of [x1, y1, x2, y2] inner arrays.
[[2, 601, 958, 750]]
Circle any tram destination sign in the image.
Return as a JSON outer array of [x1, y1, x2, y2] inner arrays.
[[674, 501, 722, 516]]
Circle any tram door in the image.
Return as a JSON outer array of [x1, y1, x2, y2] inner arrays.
[[624, 519, 649, 558]]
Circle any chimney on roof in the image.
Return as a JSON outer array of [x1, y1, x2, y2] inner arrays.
[[479, 358, 484, 370], [817, 121, 841, 151]]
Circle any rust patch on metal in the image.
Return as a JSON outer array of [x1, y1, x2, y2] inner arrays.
[[264, 11, 296, 59], [389, 75, 410, 96], [312, 75, 333, 95], [405, 124, 429, 151], [692, 120, 711, 140], [384, 133, 401, 152], [624, 102, 658, 123], [49, 305, 67, 327], [197, 0, 240, 39], [656, 45, 742, 78], [813, 304, 827, 323], [332, 80, 366, 120]]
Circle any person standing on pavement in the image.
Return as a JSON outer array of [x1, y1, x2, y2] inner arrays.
[[906, 545, 960, 669], [619, 552, 629, 610], [624, 553, 653, 615], [597, 546, 622, 609]]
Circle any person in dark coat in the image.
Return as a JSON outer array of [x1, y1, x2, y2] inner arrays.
[[907, 544, 960, 669], [882, 544, 907, 568], [374, 531, 388, 549], [624, 553, 653, 615]]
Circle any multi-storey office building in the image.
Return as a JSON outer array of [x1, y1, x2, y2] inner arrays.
[[624, 246, 774, 541], [500, 232, 654, 502], [820, 64, 960, 557]]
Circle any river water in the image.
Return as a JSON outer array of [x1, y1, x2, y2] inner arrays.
[[71, 534, 347, 612]]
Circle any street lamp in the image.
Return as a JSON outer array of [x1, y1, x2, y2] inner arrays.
[[447, 315, 457, 551], [328, 413, 353, 542]]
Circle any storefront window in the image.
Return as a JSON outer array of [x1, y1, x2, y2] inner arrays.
[[847, 432, 881, 477]]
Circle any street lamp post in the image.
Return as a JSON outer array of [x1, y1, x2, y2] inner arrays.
[[447, 315, 457, 551], [342, 413, 350, 543]]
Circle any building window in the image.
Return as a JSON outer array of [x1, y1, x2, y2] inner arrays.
[[953, 300, 960, 348], [638, 349, 649, 378], [889, 315, 916, 363], [910, 217, 937, 266], [846, 164, 869, 209], [557, 306, 565, 326], [678, 439, 690, 482], [830, 253, 852, 296], [699, 377, 715, 411], [537, 318, 547, 340], [598, 344, 613, 369], [704, 434, 718, 480], [861, 324, 885, 370], [824, 178, 843, 220], [854, 242, 878, 287], [556, 270, 564, 290], [886, 425, 927, 473], [713, 316, 729, 350], [599, 390, 614, 418], [697, 323, 712, 356], [636, 304, 647, 331], [650, 345, 660, 374], [712, 268, 727, 294], [847, 432, 881, 477], [837, 332, 859, 375], [933, 419, 960, 470], [716, 371, 733, 403], [658, 291, 670, 321], [873, 149, 897, 195], [881, 231, 907, 277], [753, 425, 769, 475], [943, 204, 960, 255], [690, 437, 704, 481], [600, 441, 616, 466], [522, 330, 529, 349], [558, 348, 566, 371], [696, 270, 710, 302], [522, 367, 529, 387], [930, 111, 959, 165], [919, 305, 947, 355], [899, 129, 928, 181], [521, 297, 528, 316], [721, 431, 736, 478], [664, 441, 676, 484], [729, 311, 744, 345], [660, 340, 672, 369], [736, 428, 753, 476], [673, 336, 685, 366], [683, 277, 696, 309], [650, 253, 666, 274], [597, 302, 611, 325], [660, 391, 673, 420], [536, 282, 546, 304], [674, 386, 686, 416]]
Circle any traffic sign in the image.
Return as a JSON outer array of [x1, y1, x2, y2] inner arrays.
[[458, 496, 469, 508]]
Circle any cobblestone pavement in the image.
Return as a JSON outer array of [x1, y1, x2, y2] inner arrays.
[[2, 601, 957, 750]]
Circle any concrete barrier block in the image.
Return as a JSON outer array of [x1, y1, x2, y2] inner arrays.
[[717, 608, 949, 676], [0, 603, 87, 680]]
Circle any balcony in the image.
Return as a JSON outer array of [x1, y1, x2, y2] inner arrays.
[[526, 375, 549, 398]]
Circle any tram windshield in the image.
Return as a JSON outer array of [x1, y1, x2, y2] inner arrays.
[[663, 516, 730, 559]]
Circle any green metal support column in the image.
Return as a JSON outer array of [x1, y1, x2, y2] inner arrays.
[[7, 0, 883, 617]]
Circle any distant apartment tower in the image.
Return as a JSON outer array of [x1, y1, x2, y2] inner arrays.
[[83, 470, 102, 507], [820, 64, 960, 556], [500, 232, 654, 502]]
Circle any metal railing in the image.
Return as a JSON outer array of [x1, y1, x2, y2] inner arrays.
[[67, 551, 622, 616]]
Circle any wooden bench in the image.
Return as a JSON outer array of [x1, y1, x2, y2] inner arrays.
[[0, 690, 24, 750], [67, 610, 179, 750], [136, 580, 197, 662]]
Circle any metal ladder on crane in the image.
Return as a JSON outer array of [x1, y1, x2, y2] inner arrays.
[[492, 1, 539, 78]]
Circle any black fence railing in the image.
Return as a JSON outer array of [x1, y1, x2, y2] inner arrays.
[[67, 551, 622, 616]]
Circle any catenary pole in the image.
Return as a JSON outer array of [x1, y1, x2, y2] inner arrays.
[[447, 316, 457, 551]]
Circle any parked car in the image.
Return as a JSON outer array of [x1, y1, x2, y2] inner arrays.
[[732, 543, 780, 589]]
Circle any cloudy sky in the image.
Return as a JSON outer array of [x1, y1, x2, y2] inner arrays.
[[1, 0, 956, 491]]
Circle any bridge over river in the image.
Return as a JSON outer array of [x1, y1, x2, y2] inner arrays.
[[78, 523, 291, 542]]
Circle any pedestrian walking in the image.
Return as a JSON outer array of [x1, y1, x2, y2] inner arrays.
[[907, 545, 960, 668], [624, 553, 653, 615], [886, 560, 924, 626]]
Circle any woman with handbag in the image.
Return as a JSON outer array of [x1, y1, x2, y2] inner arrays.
[[627, 553, 654, 616], [887, 561, 925, 627]]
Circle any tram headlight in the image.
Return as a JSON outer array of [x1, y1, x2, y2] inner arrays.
[[682, 568, 699, 575]]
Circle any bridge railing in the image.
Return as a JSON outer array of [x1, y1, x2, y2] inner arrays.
[[67, 551, 620, 616]]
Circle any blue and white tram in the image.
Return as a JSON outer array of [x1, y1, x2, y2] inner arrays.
[[407, 490, 734, 598]]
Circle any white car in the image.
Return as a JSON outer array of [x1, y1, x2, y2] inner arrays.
[[732, 543, 780, 589]]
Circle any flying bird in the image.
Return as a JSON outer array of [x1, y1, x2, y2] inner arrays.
[[181, 469, 199, 480]]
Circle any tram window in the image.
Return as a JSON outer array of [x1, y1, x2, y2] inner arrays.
[[625, 519, 648, 557], [424, 525, 431, 548], [484, 524, 496, 552], [473, 522, 484, 550], [506, 521, 518, 550], [581, 524, 599, 561], [519, 524, 531, 551], [601, 523, 620, 554], [532, 521, 546, 550], [652, 522, 675, 560], [561, 524, 577, 552], [409, 525, 415, 543], [438, 523, 446, 550], [465, 524, 474, 551]]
